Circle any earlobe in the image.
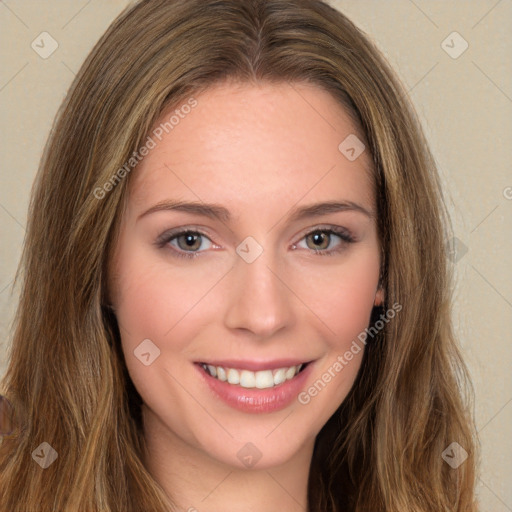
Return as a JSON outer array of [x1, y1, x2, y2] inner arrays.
[[374, 287, 384, 307]]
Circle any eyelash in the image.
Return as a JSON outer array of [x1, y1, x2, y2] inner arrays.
[[155, 226, 355, 260]]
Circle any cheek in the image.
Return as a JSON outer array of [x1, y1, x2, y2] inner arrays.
[[113, 237, 380, 347], [291, 250, 380, 426], [292, 247, 381, 349], [113, 215, 380, 330], [111, 240, 226, 354]]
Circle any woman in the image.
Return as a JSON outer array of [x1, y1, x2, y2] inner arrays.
[[0, 0, 479, 510]]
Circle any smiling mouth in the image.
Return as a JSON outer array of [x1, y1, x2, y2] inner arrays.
[[199, 362, 309, 389]]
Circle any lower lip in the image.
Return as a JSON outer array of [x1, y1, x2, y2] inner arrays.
[[195, 363, 313, 413]]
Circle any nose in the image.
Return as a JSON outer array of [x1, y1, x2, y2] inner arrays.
[[223, 247, 295, 339]]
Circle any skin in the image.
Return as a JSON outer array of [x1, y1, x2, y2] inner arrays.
[[109, 81, 384, 512]]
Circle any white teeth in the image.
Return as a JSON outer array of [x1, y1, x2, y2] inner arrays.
[[240, 370, 256, 388], [255, 370, 274, 389], [202, 363, 305, 388], [216, 366, 227, 381], [227, 368, 240, 385], [272, 368, 287, 385], [285, 366, 297, 380]]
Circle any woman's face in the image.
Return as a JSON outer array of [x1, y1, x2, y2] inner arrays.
[[109, 81, 383, 470]]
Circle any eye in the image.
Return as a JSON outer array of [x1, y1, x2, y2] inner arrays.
[[156, 229, 214, 259], [155, 225, 355, 260], [293, 227, 355, 256]]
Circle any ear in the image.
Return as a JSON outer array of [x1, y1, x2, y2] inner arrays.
[[374, 286, 385, 307]]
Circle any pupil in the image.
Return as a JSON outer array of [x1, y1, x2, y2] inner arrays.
[[313, 233, 327, 248], [180, 233, 200, 250]]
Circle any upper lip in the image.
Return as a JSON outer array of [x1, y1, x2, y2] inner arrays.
[[196, 359, 312, 371]]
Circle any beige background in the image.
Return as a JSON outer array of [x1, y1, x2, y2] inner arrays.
[[0, 1, 510, 510]]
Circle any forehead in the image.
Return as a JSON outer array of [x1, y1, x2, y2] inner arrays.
[[128, 81, 374, 216]]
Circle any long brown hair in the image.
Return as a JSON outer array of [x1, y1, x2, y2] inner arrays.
[[0, 0, 479, 510]]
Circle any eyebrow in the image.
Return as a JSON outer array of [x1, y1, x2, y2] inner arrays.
[[137, 199, 374, 223]]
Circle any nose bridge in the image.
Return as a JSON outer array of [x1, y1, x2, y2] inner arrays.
[[224, 240, 294, 336]]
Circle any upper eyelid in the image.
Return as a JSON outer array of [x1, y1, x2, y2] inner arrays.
[[156, 225, 217, 246]]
